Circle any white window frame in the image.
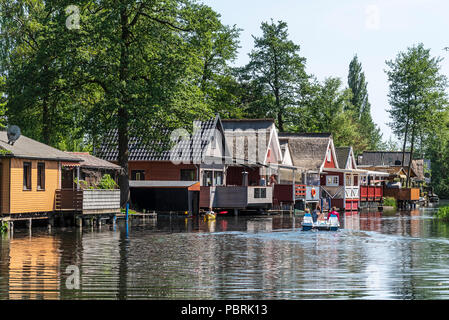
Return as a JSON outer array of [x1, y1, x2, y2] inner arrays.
[[326, 175, 339, 187], [326, 149, 331, 162]]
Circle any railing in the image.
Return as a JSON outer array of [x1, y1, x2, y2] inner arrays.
[[360, 186, 383, 201], [55, 189, 121, 213], [345, 186, 359, 199], [55, 189, 83, 211], [200, 186, 273, 208], [383, 187, 420, 201], [295, 184, 306, 197]]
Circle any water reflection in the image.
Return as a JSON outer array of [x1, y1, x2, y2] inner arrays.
[[7, 236, 60, 300], [1, 207, 449, 299]]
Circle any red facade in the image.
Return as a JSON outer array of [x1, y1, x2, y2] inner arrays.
[[226, 166, 261, 186], [128, 161, 197, 181]]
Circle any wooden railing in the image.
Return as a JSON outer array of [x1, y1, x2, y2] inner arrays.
[[360, 186, 383, 201], [345, 186, 359, 199], [55, 189, 121, 213], [295, 184, 306, 197], [55, 189, 83, 211], [383, 187, 420, 201]]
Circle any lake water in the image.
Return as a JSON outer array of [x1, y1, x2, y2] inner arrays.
[[1, 203, 449, 300]]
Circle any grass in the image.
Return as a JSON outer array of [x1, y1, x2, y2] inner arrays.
[[120, 208, 138, 215], [0, 221, 8, 234], [383, 196, 397, 208], [437, 206, 449, 221]]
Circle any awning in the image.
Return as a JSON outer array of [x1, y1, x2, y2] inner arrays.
[[129, 180, 200, 191], [61, 161, 81, 167]]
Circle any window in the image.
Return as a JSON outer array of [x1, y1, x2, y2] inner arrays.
[[23, 162, 31, 190], [214, 171, 223, 186], [37, 162, 45, 190], [326, 149, 331, 162], [345, 174, 352, 186], [180, 169, 196, 181], [202, 170, 213, 186], [326, 175, 339, 186], [131, 170, 145, 180], [254, 188, 267, 198]]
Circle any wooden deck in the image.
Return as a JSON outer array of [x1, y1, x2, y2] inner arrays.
[[55, 189, 121, 214], [383, 187, 420, 201]]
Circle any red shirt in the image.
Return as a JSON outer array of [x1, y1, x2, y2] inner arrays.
[[328, 210, 340, 220]]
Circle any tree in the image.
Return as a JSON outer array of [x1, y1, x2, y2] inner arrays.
[[385, 43, 448, 187], [0, 0, 93, 146], [245, 19, 308, 131], [0, 1, 235, 207], [303, 77, 367, 153], [347, 55, 382, 149]]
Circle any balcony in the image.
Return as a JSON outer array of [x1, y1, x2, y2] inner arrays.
[[360, 186, 383, 202], [200, 186, 273, 209], [55, 189, 121, 214], [383, 187, 420, 201], [345, 186, 360, 199]]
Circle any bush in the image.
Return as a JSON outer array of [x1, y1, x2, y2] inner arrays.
[[437, 206, 449, 221], [97, 174, 118, 190], [383, 196, 397, 208]]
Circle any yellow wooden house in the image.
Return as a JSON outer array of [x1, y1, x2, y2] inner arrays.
[[0, 131, 81, 215]]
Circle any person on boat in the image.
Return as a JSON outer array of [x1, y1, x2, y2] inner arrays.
[[312, 205, 323, 223], [327, 207, 340, 220]]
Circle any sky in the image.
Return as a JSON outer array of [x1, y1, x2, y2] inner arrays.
[[201, 0, 449, 142]]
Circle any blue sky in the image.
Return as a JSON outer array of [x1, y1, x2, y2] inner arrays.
[[201, 0, 449, 142]]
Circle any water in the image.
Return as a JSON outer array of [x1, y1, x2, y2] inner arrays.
[[1, 203, 449, 300]]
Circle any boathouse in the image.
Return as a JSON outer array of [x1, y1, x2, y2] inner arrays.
[[97, 115, 228, 215], [357, 151, 421, 207], [277, 133, 332, 210], [0, 131, 81, 223], [65, 152, 121, 188], [220, 119, 296, 212]]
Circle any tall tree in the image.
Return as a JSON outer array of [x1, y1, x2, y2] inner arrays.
[[0, 0, 92, 146], [347, 55, 382, 149], [0, 1, 235, 206], [245, 19, 308, 131], [385, 43, 448, 187]]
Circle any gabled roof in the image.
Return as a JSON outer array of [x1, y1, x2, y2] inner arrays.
[[0, 131, 81, 162], [278, 133, 334, 171], [96, 115, 223, 163], [67, 152, 121, 170], [357, 165, 417, 178], [335, 146, 356, 169], [221, 119, 282, 164], [359, 151, 411, 166]]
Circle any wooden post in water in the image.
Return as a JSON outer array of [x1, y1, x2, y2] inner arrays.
[[26, 219, 32, 235]]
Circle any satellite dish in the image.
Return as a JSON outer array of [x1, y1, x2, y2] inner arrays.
[[7, 125, 21, 145]]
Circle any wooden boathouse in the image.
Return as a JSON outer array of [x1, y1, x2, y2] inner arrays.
[[0, 131, 81, 230], [358, 151, 422, 208], [97, 115, 229, 215], [278, 133, 333, 211], [220, 119, 296, 213]]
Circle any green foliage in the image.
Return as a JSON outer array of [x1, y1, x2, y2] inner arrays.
[[383, 197, 397, 208], [243, 19, 308, 131], [436, 206, 449, 221], [348, 55, 383, 150], [97, 174, 118, 190], [0, 221, 8, 233], [385, 43, 448, 187]]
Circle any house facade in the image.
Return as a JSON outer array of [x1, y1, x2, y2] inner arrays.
[[0, 132, 81, 216], [97, 115, 228, 214]]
